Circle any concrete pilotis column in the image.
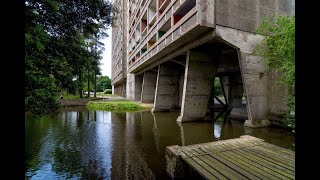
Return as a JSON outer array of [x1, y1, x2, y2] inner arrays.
[[126, 73, 143, 101], [220, 76, 229, 104], [153, 63, 180, 112], [230, 75, 244, 108], [134, 75, 143, 101], [177, 50, 218, 122], [215, 25, 271, 128], [239, 51, 271, 128], [141, 70, 157, 103]]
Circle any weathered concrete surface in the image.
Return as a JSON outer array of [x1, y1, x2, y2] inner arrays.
[[153, 62, 180, 112], [215, 25, 271, 128], [114, 82, 126, 97], [216, 0, 295, 33], [220, 75, 244, 108], [267, 70, 288, 126], [141, 70, 157, 103], [197, 0, 215, 28], [177, 51, 218, 122], [126, 73, 143, 101], [111, 0, 128, 85], [165, 145, 186, 179]]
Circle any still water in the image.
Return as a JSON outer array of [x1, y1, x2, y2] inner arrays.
[[25, 107, 295, 179]]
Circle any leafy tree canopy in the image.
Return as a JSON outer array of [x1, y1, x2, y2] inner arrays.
[[25, 0, 114, 115]]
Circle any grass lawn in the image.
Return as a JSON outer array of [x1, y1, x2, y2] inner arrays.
[[86, 100, 148, 112]]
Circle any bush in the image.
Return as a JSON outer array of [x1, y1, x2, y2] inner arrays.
[[253, 14, 295, 129], [104, 89, 112, 94]]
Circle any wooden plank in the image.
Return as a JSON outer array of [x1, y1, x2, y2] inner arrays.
[[259, 143, 295, 157], [193, 148, 249, 180], [173, 136, 295, 180], [230, 139, 294, 160], [232, 149, 295, 178], [216, 151, 278, 179], [213, 139, 264, 152], [207, 152, 264, 179], [240, 148, 295, 172], [254, 145, 295, 161], [180, 151, 219, 180], [224, 150, 293, 179], [247, 146, 295, 167], [183, 149, 228, 180]]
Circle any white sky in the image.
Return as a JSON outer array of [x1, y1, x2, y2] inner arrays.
[[100, 28, 112, 77]]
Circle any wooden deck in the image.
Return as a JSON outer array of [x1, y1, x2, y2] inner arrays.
[[166, 135, 295, 179]]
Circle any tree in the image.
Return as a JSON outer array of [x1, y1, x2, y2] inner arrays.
[[253, 14, 295, 129], [25, 0, 114, 115], [96, 76, 112, 92]]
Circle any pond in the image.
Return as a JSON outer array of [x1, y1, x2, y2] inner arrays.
[[25, 107, 295, 179]]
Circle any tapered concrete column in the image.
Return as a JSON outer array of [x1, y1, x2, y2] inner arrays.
[[221, 75, 244, 108], [141, 70, 157, 103], [230, 75, 244, 108], [240, 51, 270, 128], [177, 50, 218, 122], [153, 63, 180, 112], [134, 75, 143, 101], [220, 76, 229, 104], [126, 73, 143, 101], [216, 25, 271, 128]]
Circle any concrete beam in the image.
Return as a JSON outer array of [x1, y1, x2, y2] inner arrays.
[[134, 31, 215, 75], [169, 59, 186, 66]]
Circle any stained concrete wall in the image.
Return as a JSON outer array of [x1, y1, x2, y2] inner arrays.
[[141, 71, 157, 103], [216, 0, 295, 33], [126, 73, 143, 101], [267, 70, 288, 126], [215, 25, 271, 127], [177, 51, 218, 122], [230, 75, 244, 108], [153, 62, 180, 112], [114, 82, 127, 97]]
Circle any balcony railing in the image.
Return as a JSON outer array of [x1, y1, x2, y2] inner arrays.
[[128, 0, 200, 72]]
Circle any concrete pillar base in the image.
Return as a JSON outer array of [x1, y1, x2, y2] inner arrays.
[[177, 115, 207, 122], [244, 119, 271, 128], [165, 145, 186, 179], [151, 107, 170, 113]]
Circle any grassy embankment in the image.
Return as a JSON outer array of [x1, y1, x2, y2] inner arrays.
[[86, 99, 150, 112]]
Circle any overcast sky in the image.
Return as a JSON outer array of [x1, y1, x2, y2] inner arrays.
[[100, 28, 112, 77]]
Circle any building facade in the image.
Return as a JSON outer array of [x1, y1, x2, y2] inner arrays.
[[111, 0, 128, 97], [112, 0, 295, 127]]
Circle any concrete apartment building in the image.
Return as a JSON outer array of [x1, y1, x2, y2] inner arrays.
[[111, 0, 295, 128]]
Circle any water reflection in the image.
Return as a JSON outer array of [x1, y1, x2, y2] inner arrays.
[[26, 109, 294, 179]]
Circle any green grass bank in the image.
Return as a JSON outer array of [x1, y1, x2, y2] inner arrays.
[[86, 100, 150, 112]]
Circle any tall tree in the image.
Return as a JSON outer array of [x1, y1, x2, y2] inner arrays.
[[25, 0, 114, 114]]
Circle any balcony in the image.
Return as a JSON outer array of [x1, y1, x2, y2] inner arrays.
[[127, 0, 215, 73]]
